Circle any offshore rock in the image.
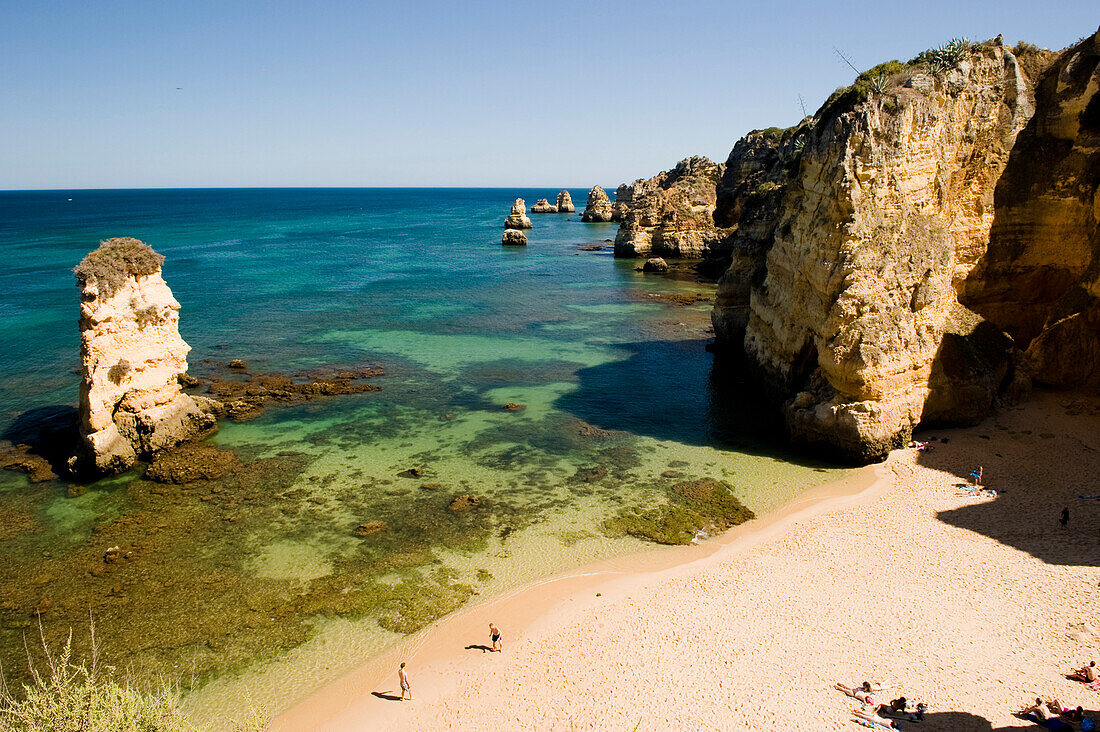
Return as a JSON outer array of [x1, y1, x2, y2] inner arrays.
[[719, 40, 1042, 462], [642, 257, 669, 273], [962, 30, 1100, 388], [531, 198, 557, 213], [613, 156, 727, 258], [504, 199, 532, 229], [580, 186, 614, 222], [73, 238, 216, 475], [502, 229, 528, 246], [556, 190, 575, 213]]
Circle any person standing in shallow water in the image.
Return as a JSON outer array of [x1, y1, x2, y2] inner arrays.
[[489, 622, 502, 652], [398, 662, 411, 700]]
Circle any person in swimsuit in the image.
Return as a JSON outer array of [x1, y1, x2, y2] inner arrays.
[[835, 681, 878, 706], [1072, 660, 1098, 682], [398, 662, 412, 700], [489, 622, 502, 652]]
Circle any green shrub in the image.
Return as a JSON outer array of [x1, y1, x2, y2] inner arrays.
[[815, 60, 909, 121], [0, 622, 267, 732], [1013, 40, 1041, 56], [73, 238, 164, 298]]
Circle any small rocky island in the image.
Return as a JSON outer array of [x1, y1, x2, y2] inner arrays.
[[72, 238, 218, 475], [531, 198, 557, 213], [580, 186, 614, 222], [503, 198, 532, 229], [556, 190, 574, 213]]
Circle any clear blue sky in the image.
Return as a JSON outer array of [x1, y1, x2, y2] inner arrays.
[[1, 0, 1095, 189]]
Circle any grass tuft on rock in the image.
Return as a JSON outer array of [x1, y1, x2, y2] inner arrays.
[[73, 238, 165, 298]]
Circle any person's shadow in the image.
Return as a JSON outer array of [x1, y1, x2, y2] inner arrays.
[[371, 691, 403, 702], [465, 644, 494, 653]]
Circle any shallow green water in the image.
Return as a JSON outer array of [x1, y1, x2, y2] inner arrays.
[[0, 189, 845, 724]]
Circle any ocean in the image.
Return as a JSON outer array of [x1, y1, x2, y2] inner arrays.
[[0, 188, 844, 722]]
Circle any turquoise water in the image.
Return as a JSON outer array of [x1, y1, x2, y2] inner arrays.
[[0, 189, 843, 723]]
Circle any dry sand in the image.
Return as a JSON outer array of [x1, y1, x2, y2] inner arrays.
[[274, 390, 1100, 731]]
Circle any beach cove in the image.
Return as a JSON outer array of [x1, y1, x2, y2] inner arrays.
[[281, 389, 1100, 731]]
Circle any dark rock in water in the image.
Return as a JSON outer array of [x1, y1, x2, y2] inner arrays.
[[573, 465, 607, 483], [661, 470, 684, 479], [199, 363, 383, 422], [228, 359, 247, 370], [177, 372, 202, 388], [503, 403, 526, 411], [642, 257, 669, 273], [398, 467, 423, 479], [31, 597, 53, 617], [354, 520, 387, 537], [145, 442, 241, 484], [0, 444, 57, 483], [447, 494, 481, 513]]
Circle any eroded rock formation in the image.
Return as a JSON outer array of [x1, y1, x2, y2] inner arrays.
[[612, 156, 727, 259], [504, 199, 533, 229], [556, 190, 575, 213], [580, 186, 614, 222], [708, 37, 1067, 462], [531, 198, 557, 213], [962, 32, 1100, 388], [73, 238, 216, 475], [502, 229, 528, 246]]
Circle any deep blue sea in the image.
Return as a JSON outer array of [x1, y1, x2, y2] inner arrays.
[[0, 189, 842, 722]]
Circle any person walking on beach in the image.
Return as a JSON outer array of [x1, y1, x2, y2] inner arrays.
[[398, 662, 412, 701], [970, 465, 983, 486], [1060, 507, 1070, 528], [489, 622, 502, 652]]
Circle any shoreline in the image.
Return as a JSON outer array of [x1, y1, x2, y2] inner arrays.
[[274, 389, 1100, 731], [273, 461, 884, 730]]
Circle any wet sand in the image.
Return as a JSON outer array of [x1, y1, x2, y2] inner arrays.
[[275, 390, 1100, 731]]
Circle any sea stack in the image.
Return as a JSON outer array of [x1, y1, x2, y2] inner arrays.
[[504, 198, 532, 229], [580, 186, 613, 222], [73, 238, 216, 475], [556, 190, 575, 213], [502, 229, 528, 246], [531, 198, 558, 213]]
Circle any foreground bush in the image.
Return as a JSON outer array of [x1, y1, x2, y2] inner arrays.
[[0, 622, 265, 732]]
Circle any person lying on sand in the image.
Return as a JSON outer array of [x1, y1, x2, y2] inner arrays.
[[1021, 697, 1073, 723], [835, 681, 882, 705], [1072, 660, 1098, 682], [852, 708, 901, 729]]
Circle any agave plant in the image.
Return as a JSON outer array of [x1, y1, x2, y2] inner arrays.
[[940, 37, 972, 64], [869, 73, 890, 95]]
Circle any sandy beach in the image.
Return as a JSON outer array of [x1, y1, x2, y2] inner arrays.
[[275, 390, 1100, 731]]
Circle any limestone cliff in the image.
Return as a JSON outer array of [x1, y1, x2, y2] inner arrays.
[[73, 238, 216, 475], [556, 190, 575, 213], [962, 31, 1100, 388], [612, 156, 727, 258], [713, 38, 1046, 461], [580, 186, 614, 222]]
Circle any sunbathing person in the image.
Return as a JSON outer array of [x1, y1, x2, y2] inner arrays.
[[853, 708, 901, 729], [1072, 660, 1098, 682], [835, 681, 881, 705]]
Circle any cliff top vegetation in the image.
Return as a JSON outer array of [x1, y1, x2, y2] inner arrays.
[[73, 237, 165, 297]]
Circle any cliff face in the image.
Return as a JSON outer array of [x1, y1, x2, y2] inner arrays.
[[713, 39, 1043, 461], [712, 125, 809, 341], [74, 238, 215, 475], [612, 156, 727, 258], [962, 32, 1100, 388]]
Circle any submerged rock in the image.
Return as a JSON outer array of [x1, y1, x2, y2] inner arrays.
[[502, 229, 528, 246], [504, 199, 533, 229], [447, 494, 481, 513], [580, 186, 614, 222], [145, 441, 241, 483], [354, 520, 387, 537], [556, 190, 575, 213], [0, 443, 56, 483], [72, 238, 217, 476], [531, 198, 557, 213]]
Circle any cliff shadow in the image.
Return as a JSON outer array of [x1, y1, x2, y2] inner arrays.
[[554, 338, 836, 467], [1, 405, 79, 479], [913, 389, 1100, 567]]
